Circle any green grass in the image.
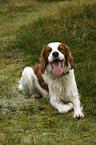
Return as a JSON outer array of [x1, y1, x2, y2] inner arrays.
[[0, 0, 96, 144]]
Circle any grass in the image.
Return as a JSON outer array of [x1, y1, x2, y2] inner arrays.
[[0, 0, 96, 144]]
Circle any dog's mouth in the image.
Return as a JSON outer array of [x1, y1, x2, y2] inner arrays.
[[51, 59, 63, 76]]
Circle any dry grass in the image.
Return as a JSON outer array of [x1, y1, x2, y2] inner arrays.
[[0, 0, 96, 144]]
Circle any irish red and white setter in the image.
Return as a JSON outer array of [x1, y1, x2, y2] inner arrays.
[[18, 42, 84, 119]]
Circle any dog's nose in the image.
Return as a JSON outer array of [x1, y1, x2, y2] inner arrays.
[[52, 51, 59, 57]]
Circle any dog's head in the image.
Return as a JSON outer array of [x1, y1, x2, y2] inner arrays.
[[40, 42, 74, 76]]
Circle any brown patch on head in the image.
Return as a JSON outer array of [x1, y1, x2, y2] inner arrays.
[[39, 45, 52, 73], [58, 43, 74, 69]]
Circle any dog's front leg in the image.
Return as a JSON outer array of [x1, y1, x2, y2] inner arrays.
[[72, 96, 84, 119], [50, 96, 73, 113]]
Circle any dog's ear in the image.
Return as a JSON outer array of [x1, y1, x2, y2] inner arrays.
[[67, 49, 74, 69], [61, 43, 74, 69], [39, 45, 47, 73]]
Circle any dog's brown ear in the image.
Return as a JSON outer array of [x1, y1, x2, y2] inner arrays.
[[61, 43, 74, 69], [67, 50, 74, 69], [39, 45, 47, 73]]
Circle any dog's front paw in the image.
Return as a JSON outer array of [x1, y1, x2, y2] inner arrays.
[[74, 113, 84, 119]]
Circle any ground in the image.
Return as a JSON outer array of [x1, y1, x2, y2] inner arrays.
[[0, 0, 96, 144]]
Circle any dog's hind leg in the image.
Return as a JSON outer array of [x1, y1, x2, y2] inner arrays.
[[18, 67, 35, 96]]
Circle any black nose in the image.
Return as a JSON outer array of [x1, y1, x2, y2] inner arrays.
[[52, 51, 59, 57]]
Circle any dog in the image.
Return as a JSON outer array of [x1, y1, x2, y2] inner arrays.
[[18, 42, 84, 119]]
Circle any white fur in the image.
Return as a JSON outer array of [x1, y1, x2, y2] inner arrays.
[[18, 67, 48, 97], [18, 42, 84, 119], [42, 69, 84, 118]]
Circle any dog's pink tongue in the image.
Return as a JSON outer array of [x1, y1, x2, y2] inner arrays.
[[52, 60, 63, 76]]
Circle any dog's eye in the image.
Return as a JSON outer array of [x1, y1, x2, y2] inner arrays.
[[58, 47, 62, 51], [47, 49, 52, 53]]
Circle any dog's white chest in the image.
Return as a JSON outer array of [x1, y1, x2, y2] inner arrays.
[[42, 71, 73, 101]]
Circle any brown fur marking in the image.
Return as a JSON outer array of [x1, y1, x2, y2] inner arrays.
[[33, 64, 49, 92]]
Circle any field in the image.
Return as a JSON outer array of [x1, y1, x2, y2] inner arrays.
[[0, 0, 96, 144]]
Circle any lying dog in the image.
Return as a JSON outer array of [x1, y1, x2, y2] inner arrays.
[[18, 42, 84, 119]]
